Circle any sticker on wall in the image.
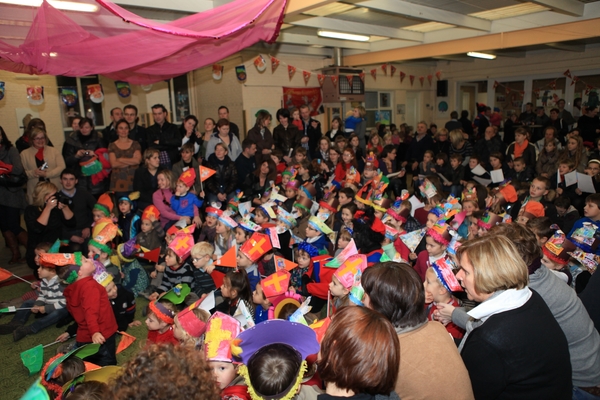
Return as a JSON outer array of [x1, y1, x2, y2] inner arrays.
[[87, 84, 104, 103], [254, 55, 267, 72], [140, 84, 152, 92], [59, 87, 78, 107], [27, 86, 44, 105], [236, 65, 247, 82], [115, 81, 131, 98], [212, 64, 224, 80], [0, 82, 4, 101]]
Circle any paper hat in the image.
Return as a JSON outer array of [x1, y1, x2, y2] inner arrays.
[[296, 240, 320, 258], [204, 312, 241, 362], [294, 196, 314, 213], [93, 192, 114, 217], [218, 213, 239, 230], [277, 207, 297, 228], [372, 196, 392, 213], [494, 184, 518, 204], [88, 221, 119, 255], [354, 184, 373, 206], [384, 224, 399, 241], [149, 284, 190, 324], [177, 299, 208, 338], [260, 269, 291, 299], [239, 218, 261, 233], [333, 254, 367, 289], [282, 165, 298, 178], [386, 198, 410, 223], [462, 187, 478, 203], [543, 230, 577, 265], [477, 211, 503, 230], [319, 191, 339, 213], [431, 257, 462, 292], [168, 233, 194, 260], [520, 200, 545, 219], [117, 191, 140, 204], [257, 202, 277, 219], [116, 238, 138, 262], [62, 366, 121, 396], [206, 205, 223, 218], [141, 205, 160, 221], [228, 190, 243, 213], [240, 232, 272, 263], [427, 222, 453, 246], [39, 252, 82, 268], [286, 179, 302, 190], [308, 216, 333, 235], [300, 182, 317, 200], [568, 249, 600, 273], [345, 166, 360, 185], [92, 262, 113, 287], [364, 151, 379, 169], [569, 222, 600, 253], [354, 210, 386, 235], [178, 168, 196, 188]]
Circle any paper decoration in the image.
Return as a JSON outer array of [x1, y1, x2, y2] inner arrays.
[[200, 291, 216, 311], [317, 74, 325, 86], [115, 81, 131, 98], [288, 65, 296, 80], [419, 76, 424, 87], [211, 270, 225, 288], [212, 64, 224, 80], [346, 75, 353, 86], [330, 75, 338, 87], [381, 64, 387, 75], [400, 71, 406, 83], [435, 71, 442, 80], [0, 81, 4, 101], [267, 228, 280, 249], [87, 84, 103, 103], [303, 70, 311, 85], [427, 74, 432, 85], [400, 228, 426, 253], [27, 86, 44, 105], [270, 56, 280, 73], [409, 75, 415, 86], [254, 55, 267, 72], [199, 166, 216, 181], [390, 65, 397, 77], [136, 247, 160, 263], [59, 87, 78, 106], [571, 76, 579, 86], [493, 81, 499, 89], [140, 84, 152, 92], [359, 72, 365, 82], [505, 86, 511, 95], [274, 255, 298, 271], [236, 65, 247, 82], [116, 331, 136, 354], [215, 246, 237, 268], [370, 68, 377, 80], [326, 239, 358, 268], [549, 80, 557, 90]]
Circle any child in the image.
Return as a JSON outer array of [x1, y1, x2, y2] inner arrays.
[[173, 299, 210, 348], [445, 154, 465, 197], [217, 269, 255, 319], [536, 139, 560, 178], [92, 192, 118, 223], [335, 136, 348, 154], [252, 269, 291, 323], [40, 350, 88, 399], [517, 200, 545, 225], [414, 222, 451, 281], [292, 196, 313, 240], [509, 156, 534, 184], [62, 254, 118, 366], [554, 196, 580, 234], [304, 216, 332, 255], [199, 205, 221, 244], [235, 219, 260, 249], [568, 194, 600, 256], [424, 258, 465, 341], [413, 150, 435, 183], [171, 168, 204, 224], [0, 252, 68, 341], [338, 203, 356, 232], [252, 203, 275, 226], [334, 227, 352, 257], [117, 193, 140, 242], [172, 142, 201, 194], [434, 153, 450, 180], [237, 232, 272, 291], [214, 214, 238, 259], [329, 254, 367, 313], [291, 108, 303, 131], [487, 152, 509, 188], [512, 176, 557, 221], [475, 211, 503, 237], [345, 109, 363, 135], [290, 244, 316, 292], [541, 231, 577, 285], [146, 298, 179, 346], [190, 242, 217, 298], [293, 146, 307, 164], [88, 219, 121, 284], [116, 239, 150, 298], [552, 158, 579, 208], [458, 188, 480, 238], [283, 179, 301, 212], [526, 216, 556, 248], [271, 148, 286, 185], [367, 132, 383, 155], [136, 205, 165, 251], [489, 182, 518, 216], [149, 233, 194, 300]]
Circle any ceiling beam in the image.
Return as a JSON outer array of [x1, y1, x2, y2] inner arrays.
[[277, 32, 371, 50], [546, 42, 586, 52], [288, 16, 423, 42], [434, 56, 475, 62], [244, 42, 334, 57], [285, 0, 339, 16], [493, 51, 527, 57], [529, 0, 584, 16], [354, 0, 491, 31], [114, 0, 211, 13], [343, 18, 600, 65]]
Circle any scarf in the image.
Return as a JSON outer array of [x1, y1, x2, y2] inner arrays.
[[514, 139, 528, 158], [35, 147, 44, 161]]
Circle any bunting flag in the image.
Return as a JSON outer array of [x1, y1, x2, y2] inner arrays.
[[212, 64, 224, 81], [390, 65, 397, 77], [254, 55, 267, 72], [419, 76, 424, 87], [427, 74, 432, 85], [549, 80, 557, 89], [409, 75, 414, 86], [400, 71, 406, 83], [346, 75, 354, 86], [493, 81, 499, 89], [571, 76, 579, 86], [303, 70, 311, 85], [563, 69, 572, 78], [370, 68, 377, 80], [381, 63, 387, 75], [586, 85, 594, 95], [288, 65, 296, 80], [435, 71, 442, 80], [216, 246, 237, 268], [274, 255, 298, 271], [519, 90, 525, 97], [330, 75, 338, 88], [270, 56, 280, 73], [116, 331, 136, 354], [317, 74, 325, 87], [211, 270, 225, 288], [505, 86, 511, 95], [199, 166, 216, 182], [359, 72, 365, 83]]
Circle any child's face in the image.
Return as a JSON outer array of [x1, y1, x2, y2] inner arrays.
[[436, 158, 444, 166], [298, 166, 308, 176], [338, 193, 351, 206], [425, 236, 446, 257], [541, 254, 562, 271], [210, 361, 238, 390], [292, 110, 300, 120], [567, 139, 577, 152], [450, 158, 460, 169], [513, 161, 525, 172], [363, 168, 376, 180], [92, 209, 105, 223], [305, 224, 320, 239], [140, 219, 153, 233], [337, 235, 350, 250], [87, 244, 105, 262], [426, 213, 439, 229], [119, 201, 131, 215], [558, 163, 572, 175], [253, 212, 268, 225], [337, 142, 346, 152], [221, 277, 234, 299], [252, 284, 270, 307], [584, 201, 600, 220], [145, 313, 168, 332], [329, 275, 349, 298], [216, 221, 227, 235], [294, 153, 306, 163], [424, 268, 446, 302], [463, 201, 477, 217], [105, 281, 118, 300], [489, 157, 501, 169], [297, 251, 311, 268], [235, 227, 247, 244], [281, 175, 290, 186], [270, 154, 281, 164], [468, 217, 480, 238], [515, 133, 526, 144], [516, 214, 530, 225], [192, 254, 210, 269], [588, 163, 600, 176], [341, 208, 353, 225], [529, 179, 548, 199], [545, 142, 556, 153], [206, 215, 217, 227], [320, 140, 329, 151], [34, 248, 46, 266], [236, 252, 252, 268], [165, 252, 179, 268], [468, 158, 478, 169], [555, 206, 567, 217], [176, 181, 189, 194], [181, 150, 193, 163], [37, 266, 55, 281], [78, 258, 96, 278], [285, 187, 297, 199], [350, 137, 359, 147], [423, 153, 433, 163]]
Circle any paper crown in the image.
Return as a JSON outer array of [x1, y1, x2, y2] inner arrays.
[[333, 254, 367, 289], [431, 257, 462, 292], [300, 181, 317, 200], [239, 218, 261, 233], [568, 249, 600, 273], [168, 233, 194, 260], [427, 222, 453, 246], [520, 200, 545, 219], [257, 202, 277, 219], [294, 196, 314, 213], [206, 205, 223, 218], [260, 269, 291, 299], [477, 211, 503, 230], [92, 262, 113, 287], [88, 221, 119, 255], [93, 192, 114, 217], [462, 187, 478, 202], [386, 198, 410, 223], [61, 366, 121, 396], [277, 207, 297, 228], [569, 222, 600, 253], [354, 184, 373, 206], [141, 205, 160, 221], [296, 240, 320, 258], [543, 230, 577, 265], [149, 284, 190, 324], [39, 252, 82, 268], [179, 168, 196, 188], [384, 224, 399, 241], [117, 191, 140, 204], [286, 179, 302, 190], [204, 312, 241, 363], [218, 213, 238, 230], [319, 191, 339, 213], [116, 238, 138, 262], [228, 190, 243, 212], [372, 196, 392, 213], [364, 151, 379, 169], [240, 232, 272, 263], [308, 216, 333, 235], [494, 184, 518, 204], [282, 165, 298, 178], [177, 299, 208, 339]]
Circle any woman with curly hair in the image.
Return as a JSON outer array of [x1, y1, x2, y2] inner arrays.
[[108, 344, 221, 400]]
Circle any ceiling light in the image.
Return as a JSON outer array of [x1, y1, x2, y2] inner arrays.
[[0, 0, 98, 13], [467, 51, 496, 60], [318, 30, 369, 42]]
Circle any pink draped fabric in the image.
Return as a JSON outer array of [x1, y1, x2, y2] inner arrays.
[[0, 0, 286, 84]]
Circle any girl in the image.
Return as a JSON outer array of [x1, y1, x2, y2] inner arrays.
[[458, 188, 481, 239], [348, 133, 365, 171], [173, 302, 210, 349], [235, 220, 258, 249], [536, 139, 560, 178], [334, 227, 352, 257], [292, 196, 313, 241], [214, 214, 238, 260], [218, 269, 255, 319], [291, 108, 303, 132], [383, 132, 393, 146], [290, 244, 316, 291], [339, 202, 356, 232], [198, 206, 220, 244], [135, 205, 165, 252], [413, 221, 451, 281], [333, 147, 360, 185], [487, 151, 510, 189], [315, 136, 331, 162], [325, 117, 343, 141], [146, 298, 179, 345], [414, 151, 436, 184], [329, 255, 365, 313], [506, 127, 536, 167], [560, 135, 588, 173], [367, 132, 383, 155]]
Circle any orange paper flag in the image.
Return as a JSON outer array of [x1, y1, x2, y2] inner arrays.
[[0, 268, 13, 282], [215, 246, 237, 268], [274, 255, 298, 271], [116, 331, 136, 354], [199, 166, 216, 182], [136, 247, 160, 263]]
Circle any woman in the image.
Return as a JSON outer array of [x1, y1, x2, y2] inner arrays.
[[179, 115, 200, 156], [247, 110, 274, 164], [0, 126, 28, 264], [353, 106, 367, 149], [62, 117, 108, 196], [432, 128, 451, 156], [206, 143, 238, 206], [273, 108, 300, 164], [108, 119, 142, 194], [318, 306, 400, 399], [24, 182, 75, 276], [455, 235, 572, 399], [199, 117, 216, 161], [20, 127, 65, 204], [133, 149, 160, 210], [206, 119, 242, 162], [243, 159, 276, 206], [379, 144, 406, 198], [16, 118, 54, 153], [505, 127, 537, 168], [314, 136, 331, 162], [362, 261, 474, 400], [325, 116, 344, 142], [449, 129, 472, 166], [153, 170, 186, 229], [560, 135, 588, 172]]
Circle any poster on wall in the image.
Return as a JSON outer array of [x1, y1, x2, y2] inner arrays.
[[436, 98, 449, 119], [534, 90, 562, 110], [282, 87, 323, 116], [376, 110, 391, 125]]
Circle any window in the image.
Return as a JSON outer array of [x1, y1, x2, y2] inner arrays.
[[56, 75, 105, 133], [171, 74, 190, 124], [365, 91, 393, 129]]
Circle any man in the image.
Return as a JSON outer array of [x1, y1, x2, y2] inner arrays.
[[557, 99, 575, 127], [459, 110, 473, 139], [123, 104, 147, 151], [59, 169, 96, 253], [548, 108, 568, 142], [519, 102, 536, 125], [404, 121, 434, 171], [577, 106, 600, 144], [533, 106, 550, 142], [475, 126, 506, 166], [218, 106, 240, 139], [300, 105, 321, 159], [473, 105, 490, 139], [235, 138, 257, 186], [445, 111, 462, 132], [146, 104, 180, 169], [102, 107, 123, 143]]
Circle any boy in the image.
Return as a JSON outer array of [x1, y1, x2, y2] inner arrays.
[[171, 169, 204, 221], [511, 176, 557, 221], [293, 147, 307, 165], [568, 194, 600, 256], [555, 196, 580, 234], [271, 148, 286, 185], [297, 160, 312, 185], [136, 205, 165, 251], [445, 154, 465, 197], [252, 269, 291, 323], [541, 231, 577, 285], [517, 200, 545, 225], [509, 156, 534, 184], [190, 242, 217, 299], [149, 233, 195, 301], [88, 219, 121, 284], [172, 143, 201, 194], [552, 158, 578, 203], [237, 232, 273, 291]]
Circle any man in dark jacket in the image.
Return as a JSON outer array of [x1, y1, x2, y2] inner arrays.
[[300, 105, 321, 159], [235, 138, 257, 187], [123, 104, 147, 152], [475, 126, 506, 166], [146, 104, 180, 169]]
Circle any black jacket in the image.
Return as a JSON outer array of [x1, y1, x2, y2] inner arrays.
[[146, 121, 180, 165], [206, 154, 238, 195], [273, 124, 301, 157], [61, 130, 108, 195], [133, 167, 158, 210]]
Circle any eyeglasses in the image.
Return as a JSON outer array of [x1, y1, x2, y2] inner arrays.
[[33, 137, 45, 141]]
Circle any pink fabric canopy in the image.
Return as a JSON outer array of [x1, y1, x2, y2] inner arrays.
[[0, 0, 286, 84]]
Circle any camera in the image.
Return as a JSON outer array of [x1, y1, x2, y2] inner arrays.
[[55, 192, 73, 207], [85, 151, 90, 156], [39, 162, 49, 171]]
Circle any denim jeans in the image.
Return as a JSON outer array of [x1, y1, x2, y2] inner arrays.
[[573, 386, 600, 400], [12, 299, 69, 334]]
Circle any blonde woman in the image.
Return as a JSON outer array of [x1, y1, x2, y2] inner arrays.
[[449, 129, 472, 166]]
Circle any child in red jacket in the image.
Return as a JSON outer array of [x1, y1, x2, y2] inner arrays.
[[61, 254, 118, 366]]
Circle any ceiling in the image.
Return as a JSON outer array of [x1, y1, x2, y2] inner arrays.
[[114, 0, 600, 65]]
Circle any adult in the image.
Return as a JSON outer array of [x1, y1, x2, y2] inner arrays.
[[153, 170, 185, 229], [362, 262, 474, 400], [318, 306, 400, 399], [445, 111, 462, 132], [548, 108, 569, 142], [404, 121, 434, 172], [146, 104, 180, 169], [123, 105, 147, 151], [379, 145, 406, 198], [179, 115, 200, 156], [325, 116, 344, 142], [455, 235, 571, 399], [247, 110, 274, 165], [532, 106, 550, 142], [459, 110, 473, 139], [205, 143, 239, 205], [0, 126, 28, 264], [351, 106, 368, 150], [432, 128, 450, 156], [573, 97, 583, 120], [16, 118, 54, 153], [577, 106, 600, 144], [205, 119, 242, 162], [199, 117, 217, 161], [243, 159, 277, 206], [503, 112, 519, 145], [519, 102, 536, 125], [102, 107, 123, 143], [21, 127, 65, 204], [59, 168, 96, 253], [133, 149, 160, 210], [62, 117, 108, 197], [535, 126, 562, 153], [473, 105, 491, 139], [474, 126, 506, 167], [217, 106, 240, 139], [235, 138, 257, 187], [272, 108, 300, 164], [24, 182, 75, 277], [506, 127, 536, 167], [299, 105, 322, 159], [108, 119, 142, 194]]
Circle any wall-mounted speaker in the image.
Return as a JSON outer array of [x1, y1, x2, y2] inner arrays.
[[437, 80, 448, 97]]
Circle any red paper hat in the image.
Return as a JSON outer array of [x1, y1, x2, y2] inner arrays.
[[168, 233, 194, 260], [286, 179, 302, 190], [309, 317, 331, 344], [495, 184, 517, 204], [94, 193, 114, 217], [141, 205, 160, 221], [520, 200, 545, 219], [179, 168, 196, 188], [364, 152, 379, 169], [427, 223, 452, 246], [543, 231, 577, 265], [333, 254, 367, 289], [240, 232, 272, 263], [319, 192, 339, 213], [206, 206, 223, 218], [431, 258, 462, 292], [204, 312, 241, 363], [261, 269, 291, 298], [177, 299, 207, 338]]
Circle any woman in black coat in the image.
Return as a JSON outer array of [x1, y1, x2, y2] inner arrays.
[[133, 149, 160, 210], [205, 143, 238, 206], [243, 159, 277, 206]]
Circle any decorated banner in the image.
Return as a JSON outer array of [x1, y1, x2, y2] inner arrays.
[[359, 72, 365, 83], [493, 81, 499, 89], [27, 86, 44, 105], [549, 80, 557, 90], [346, 75, 353, 86], [427, 74, 432, 85], [0, 81, 4, 101], [303, 70, 311, 85], [115, 81, 131, 98], [330, 75, 338, 88], [370, 68, 377, 80], [212, 64, 223, 80], [87, 84, 104, 103], [254, 55, 267, 72], [419, 76, 424, 87], [236, 65, 247, 82], [571, 76, 579, 86], [317, 74, 325, 87], [435, 71, 442, 80], [270, 56, 280, 73], [59, 87, 78, 107], [563, 69, 572, 78], [390, 65, 397, 77], [400, 71, 406, 83], [282, 86, 323, 117], [381, 63, 387, 75], [288, 65, 296, 80]]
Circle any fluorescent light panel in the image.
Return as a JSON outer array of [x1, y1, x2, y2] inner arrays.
[[0, 0, 98, 12], [467, 51, 496, 59], [318, 30, 369, 42]]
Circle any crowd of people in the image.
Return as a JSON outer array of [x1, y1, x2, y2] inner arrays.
[[1, 99, 600, 399]]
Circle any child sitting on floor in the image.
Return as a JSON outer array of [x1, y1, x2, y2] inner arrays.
[[136, 205, 165, 252], [171, 168, 204, 226], [216, 269, 255, 320], [149, 233, 194, 301], [252, 270, 291, 324], [173, 299, 210, 349], [146, 298, 179, 346], [190, 242, 217, 299], [237, 232, 272, 291]]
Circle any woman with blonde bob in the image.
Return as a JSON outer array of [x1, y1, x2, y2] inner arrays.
[[456, 235, 572, 400]]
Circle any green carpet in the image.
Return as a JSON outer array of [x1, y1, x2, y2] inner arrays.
[[0, 281, 149, 400]]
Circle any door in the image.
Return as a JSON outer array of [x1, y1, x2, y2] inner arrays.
[[405, 91, 420, 128]]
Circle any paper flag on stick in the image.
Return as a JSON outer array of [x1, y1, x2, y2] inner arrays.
[[0, 306, 35, 313], [116, 331, 136, 354], [45, 344, 100, 381], [215, 246, 237, 268], [400, 228, 426, 253], [274, 255, 298, 271], [21, 340, 62, 375], [199, 166, 216, 182], [211, 270, 225, 289], [0, 267, 33, 285], [136, 247, 160, 263]]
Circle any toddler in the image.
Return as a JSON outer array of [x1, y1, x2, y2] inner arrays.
[[171, 168, 204, 224], [199, 205, 220, 244], [329, 254, 367, 313], [173, 299, 210, 348], [117, 193, 140, 242], [146, 298, 179, 346], [136, 205, 165, 251], [237, 232, 272, 291], [88, 219, 121, 284]]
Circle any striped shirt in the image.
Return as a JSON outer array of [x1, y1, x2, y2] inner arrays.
[[158, 259, 194, 293], [35, 275, 66, 313]]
